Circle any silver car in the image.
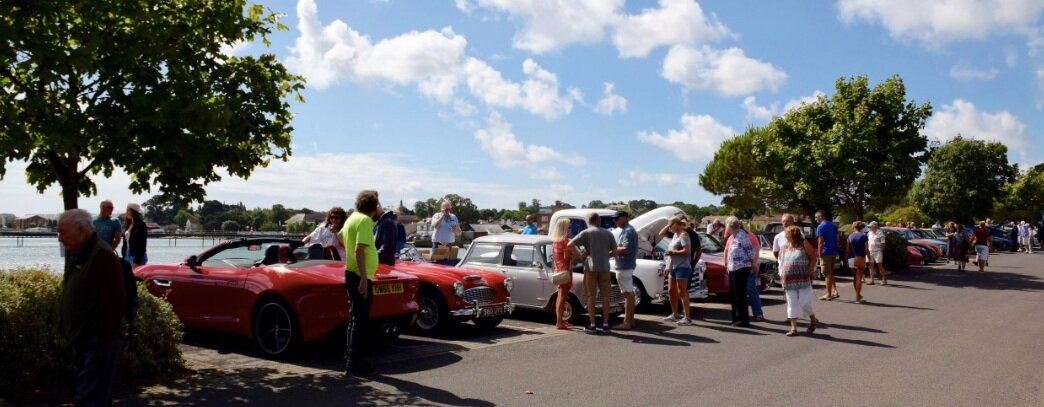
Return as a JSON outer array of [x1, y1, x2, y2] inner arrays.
[[459, 234, 626, 323]]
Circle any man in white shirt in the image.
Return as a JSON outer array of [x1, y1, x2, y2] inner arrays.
[[431, 200, 461, 248], [772, 214, 797, 263]]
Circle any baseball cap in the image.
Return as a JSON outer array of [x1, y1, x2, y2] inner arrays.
[[611, 211, 629, 219], [127, 203, 143, 214]]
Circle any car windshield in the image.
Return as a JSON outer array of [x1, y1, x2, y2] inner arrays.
[[204, 242, 283, 268], [464, 243, 502, 265], [910, 230, 929, 239], [568, 217, 617, 236]]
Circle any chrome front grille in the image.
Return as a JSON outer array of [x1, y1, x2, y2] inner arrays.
[[462, 287, 496, 304]]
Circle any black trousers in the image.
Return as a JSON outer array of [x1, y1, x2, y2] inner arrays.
[[74, 334, 124, 407], [344, 272, 373, 368], [729, 268, 751, 324]]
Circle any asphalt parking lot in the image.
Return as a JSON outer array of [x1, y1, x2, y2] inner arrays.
[[111, 250, 1043, 406]]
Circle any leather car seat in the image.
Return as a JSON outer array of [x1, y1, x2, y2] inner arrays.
[[262, 245, 280, 265], [278, 245, 296, 264], [307, 243, 325, 260]]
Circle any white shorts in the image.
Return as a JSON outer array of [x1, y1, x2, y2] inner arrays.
[[615, 269, 635, 293], [974, 245, 989, 261], [868, 250, 883, 264]]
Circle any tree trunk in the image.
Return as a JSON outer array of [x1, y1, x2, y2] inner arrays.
[[60, 174, 80, 210], [52, 152, 81, 210]]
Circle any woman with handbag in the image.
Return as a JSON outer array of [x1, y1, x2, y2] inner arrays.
[[551, 218, 575, 330], [779, 225, 820, 336]]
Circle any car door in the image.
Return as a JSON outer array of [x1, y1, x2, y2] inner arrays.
[[498, 244, 549, 308], [169, 244, 254, 332]]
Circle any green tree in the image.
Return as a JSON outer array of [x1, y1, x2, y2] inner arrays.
[[0, 1, 304, 210], [909, 136, 1017, 224], [996, 164, 1044, 222], [220, 220, 240, 232], [269, 204, 291, 225], [701, 75, 932, 220], [881, 206, 928, 226], [444, 194, 480, 225], [142, 194, 179, 225], [552, 200, 575, 209], [584, 200, 608, 209], [414, 198, 439, 219]]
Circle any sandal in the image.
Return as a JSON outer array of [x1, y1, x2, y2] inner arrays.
[[818, 295, 831, 301], [585, 325, 597, 333], [807, 318, 818, 334], [601, 324, 611, 333], [868, 281, 875, 285], [785, 329, 797, 337]]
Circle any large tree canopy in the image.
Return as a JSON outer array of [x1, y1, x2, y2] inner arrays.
[[700, 75, 932, 219], [909, 136, 1018, 224], [0, 0, 304, 209]]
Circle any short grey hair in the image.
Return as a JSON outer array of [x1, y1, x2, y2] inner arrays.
[[725, 216, 741, 231], [59, 209, 94, 233], [781, 213, 794, 223], [100, 199, 114, 208]]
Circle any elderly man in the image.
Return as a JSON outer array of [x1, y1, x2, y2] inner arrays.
[[612, 211, 637, 330], [92, 200, 122, 251], [521, 215, 538, 235], [58, 209, 126, 406], [772, 214, 798, 263], [431, 200, 461, 249]]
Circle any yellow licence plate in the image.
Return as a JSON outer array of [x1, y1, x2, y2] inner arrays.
[[373, 283, 404, 296]]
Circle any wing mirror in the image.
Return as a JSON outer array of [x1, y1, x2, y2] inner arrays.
[[185, 255, 200, 272]]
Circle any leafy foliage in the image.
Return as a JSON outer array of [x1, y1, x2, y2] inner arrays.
[[881, 206, 929, 226], [0, 0, 305, 210], [994, 164, 1044, 222], [909, 136, 1018, 224], [701, 75, 932, 219], [883, 234, 911, 271], [0, 269, 183, 396]]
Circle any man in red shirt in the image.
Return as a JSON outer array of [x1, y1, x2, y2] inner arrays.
[[971, 221, 992, 272]]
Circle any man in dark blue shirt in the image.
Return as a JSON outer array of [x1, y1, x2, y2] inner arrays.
[[815, 210, 839, 301]]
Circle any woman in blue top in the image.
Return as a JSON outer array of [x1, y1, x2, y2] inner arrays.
[[847, 221, 868, 303]]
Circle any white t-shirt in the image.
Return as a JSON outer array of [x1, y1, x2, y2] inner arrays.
[[772, 231, 788, 263], [307, 225, 345, 260], [867, 230, 885, 253], [431, 212, 459, 244]]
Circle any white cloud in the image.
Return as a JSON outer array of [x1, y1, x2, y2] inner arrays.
[[949, 65, 1000, 81], [287, 0, 467, 101], [661, 45, 787, 96], [837, 0, 1044, 48], [219, 40, 250, 56], [455, 0, 473, 14], [594, 82, 628, 116], [473, 112, 586, 173], [620, 170, 700, 188], [611, 0, 730, 58], [1005, 46, 1019, 67], [741, 96, 776, 121], [463, 58, 579, 119], [467, 0, 623, 54], [924, 99, 1028, 154], [637, 113, 735, 162], [783, 90, 826, 113]]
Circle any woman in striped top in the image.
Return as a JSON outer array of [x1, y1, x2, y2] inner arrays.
[[779, 225, 820, 336]]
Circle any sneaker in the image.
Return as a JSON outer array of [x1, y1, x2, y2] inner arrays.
[[662, 314, 678, 322], [677, 318, 693, 326], [754, 315, 766, 322]]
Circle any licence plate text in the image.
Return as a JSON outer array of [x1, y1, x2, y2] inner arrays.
[[373, 283, 404, 296]]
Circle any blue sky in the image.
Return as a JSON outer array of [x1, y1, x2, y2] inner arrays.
[[2, 0, 1043, 216]]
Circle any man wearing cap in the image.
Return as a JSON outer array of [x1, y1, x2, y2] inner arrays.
[[612, 211, 637, 330], [92, 200, 123, 251]]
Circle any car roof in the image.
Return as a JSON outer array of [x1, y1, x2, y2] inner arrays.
[[471, 234, 553, 245]]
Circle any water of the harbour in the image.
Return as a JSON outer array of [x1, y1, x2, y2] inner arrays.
[[0, 237, 220, 272]]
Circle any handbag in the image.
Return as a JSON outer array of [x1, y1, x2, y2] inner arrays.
[[551, 270, 571, 285]]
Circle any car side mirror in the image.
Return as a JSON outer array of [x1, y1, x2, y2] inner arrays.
[[185, 255, 200, 272]]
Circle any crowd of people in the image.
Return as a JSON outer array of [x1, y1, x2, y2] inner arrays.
[[55, 192, 1043, 402]]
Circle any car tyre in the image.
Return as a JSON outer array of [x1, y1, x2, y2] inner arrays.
[[253, 298, 299, 357], [561, 295, 586, 325], [413, 288, 449, 334], [633, 278, 654, 311], [474, 316, 504, 330]]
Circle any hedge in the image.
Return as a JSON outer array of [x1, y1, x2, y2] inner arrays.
[[0, 268, 184, 396]]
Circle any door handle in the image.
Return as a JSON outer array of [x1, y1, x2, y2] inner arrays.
[[152, 279, 172, 287]]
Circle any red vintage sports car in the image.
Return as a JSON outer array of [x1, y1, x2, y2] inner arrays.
[[135, 238, 420, 357], [395, 247, 513, 334]]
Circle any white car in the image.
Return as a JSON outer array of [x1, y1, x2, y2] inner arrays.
[[547, 207, 708, 304], [458, 234, 626, 324]]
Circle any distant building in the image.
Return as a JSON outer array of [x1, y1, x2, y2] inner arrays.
[[286, 212, 327, 225], [15, 215, 53, 230]]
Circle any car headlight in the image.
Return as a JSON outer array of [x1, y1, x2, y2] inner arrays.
[[453, 281, 465, 297], [504, 277, 513, 293]]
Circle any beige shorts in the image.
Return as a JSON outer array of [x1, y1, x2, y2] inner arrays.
[[819, 255, 837, 277], [583, 272, 612, 298]]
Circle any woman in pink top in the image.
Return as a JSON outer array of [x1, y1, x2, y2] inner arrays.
[[551, 218, 575, 330]]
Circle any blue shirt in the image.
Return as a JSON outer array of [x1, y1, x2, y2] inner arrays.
[[848, 232, 868, 257], [615, 224, 638, 270], [521, 223, 537, 235], [817, 221, 839, 256], [92, 217, 122, 247]]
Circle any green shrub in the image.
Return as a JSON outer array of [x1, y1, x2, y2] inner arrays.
[[883, 234, 911, 271], [0, 268, 184, 397]]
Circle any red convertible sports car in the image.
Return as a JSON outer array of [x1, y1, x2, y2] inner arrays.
[[135, 238, 420, 357], [395, 247, 513, 334]]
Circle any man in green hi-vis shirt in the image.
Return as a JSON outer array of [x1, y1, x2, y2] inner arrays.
[[341, 190, 382, 376]]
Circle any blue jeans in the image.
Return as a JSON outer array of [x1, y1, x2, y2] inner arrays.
[[747, 271, 763, 317]]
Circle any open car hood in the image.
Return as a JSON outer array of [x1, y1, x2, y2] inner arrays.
[[617, 206, 688, 257]]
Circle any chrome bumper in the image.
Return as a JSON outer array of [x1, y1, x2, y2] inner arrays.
[[450, 299, 514, 318]]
